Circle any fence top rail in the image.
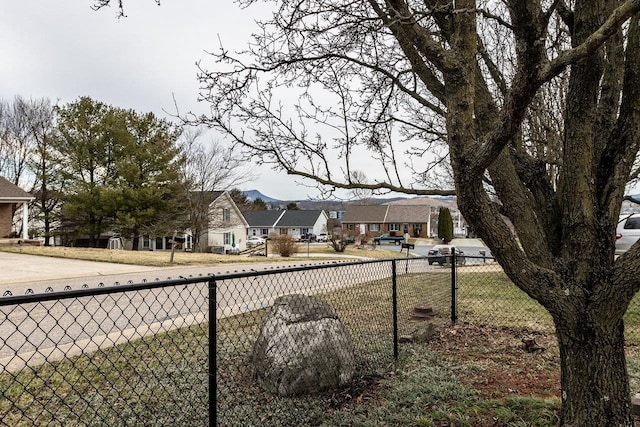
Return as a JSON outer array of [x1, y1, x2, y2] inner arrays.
[[0, 257, 405, 306], [0, 275, 212, 306]]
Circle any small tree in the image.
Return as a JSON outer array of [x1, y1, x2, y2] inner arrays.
[[437, 208, 453, 243], [328, 232, 348, 252]]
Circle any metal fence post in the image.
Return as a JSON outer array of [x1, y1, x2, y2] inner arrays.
[[392, 259, 399, 360], [208, 276, 216, 427], [451, 250, 458, 323]]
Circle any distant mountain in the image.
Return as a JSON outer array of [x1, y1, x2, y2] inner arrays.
[[243, 190, 282, 204], [242, 189, 455, 211]]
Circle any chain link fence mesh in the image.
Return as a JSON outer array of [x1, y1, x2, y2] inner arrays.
[[2, 255, 640, 426], [1, 279, 210, 426]]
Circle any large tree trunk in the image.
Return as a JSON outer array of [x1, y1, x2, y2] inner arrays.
[[43, 217, 51, 246], [556, 317, 631, 426], [131, 233, 140, 251]]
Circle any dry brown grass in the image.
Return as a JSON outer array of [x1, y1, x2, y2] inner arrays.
[[0, 243, 407, 267]]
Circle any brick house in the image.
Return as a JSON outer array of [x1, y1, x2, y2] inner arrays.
[[341, 198, 465, 239], [0, 177, 34, 239]]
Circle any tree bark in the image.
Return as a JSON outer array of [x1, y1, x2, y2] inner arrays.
[[556, 316, 632, 426]]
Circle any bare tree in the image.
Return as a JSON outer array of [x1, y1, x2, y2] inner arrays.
[[179, 127, 250, 251], [0, 96, 54, 238], [0, 96, 36, 188], [20, 98, 65, 246], [195, 1, 640, 425]]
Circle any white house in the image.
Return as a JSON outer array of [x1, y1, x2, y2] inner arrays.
[[202, 191, 249, 253]]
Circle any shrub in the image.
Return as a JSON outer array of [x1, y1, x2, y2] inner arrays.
[[269, 234, 299, 257]]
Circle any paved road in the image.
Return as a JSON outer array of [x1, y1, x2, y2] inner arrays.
[[0, 253, 403, 371], [0, 244, 491, 372], [0, 251, 342, 294], [374, 237, 494, 264]]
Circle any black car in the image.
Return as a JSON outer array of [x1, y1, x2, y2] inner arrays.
[[299, 233, 316, 242], [428, 245, 466, 265]]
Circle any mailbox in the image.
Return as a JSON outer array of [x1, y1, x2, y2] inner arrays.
[[401, 243, 415, 249]]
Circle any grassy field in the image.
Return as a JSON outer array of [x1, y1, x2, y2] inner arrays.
[[5, 258, 640, 426], [215, 267, 640, 426], [0, 243, 407, 267]]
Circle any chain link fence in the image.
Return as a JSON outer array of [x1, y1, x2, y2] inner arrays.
[[1, 277, 211, 426], [3, 254, 640, 425]]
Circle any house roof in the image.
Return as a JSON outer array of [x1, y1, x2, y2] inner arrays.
[[385, 196, 458, 209], [191, 190, 224, 205], [385, 205, 432, 222], [0, 177, 33, 202], [342, 202, 447, 223], [276, 210, 326, 227], [341, 205, 389, 223], [242, 210, 286, 227]]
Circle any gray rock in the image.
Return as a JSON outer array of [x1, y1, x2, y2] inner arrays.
[[252, 294, 355, 396]]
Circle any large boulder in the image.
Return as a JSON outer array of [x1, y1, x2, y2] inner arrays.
[[252, 294, 355, 396]]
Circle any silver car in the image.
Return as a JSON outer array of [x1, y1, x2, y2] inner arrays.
[[246, 236, 266, 246], [616, 214, 640, 254]]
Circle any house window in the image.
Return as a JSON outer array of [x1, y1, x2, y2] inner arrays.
[[261, 228, 269, 236], [389, 223, 401, 231], [368, 224, 381, 232], [222, 208, 231, 223], [224, 232, 232, 245], [347, 224, 355, 231], [142, 235, 151, 249]]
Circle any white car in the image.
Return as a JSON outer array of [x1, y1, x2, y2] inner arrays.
[[246, 236, 266, 246], [317, 233, 329, 242], [616, 214, 640, 254]]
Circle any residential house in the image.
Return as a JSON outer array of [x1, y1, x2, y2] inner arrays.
[[243, 210, 286, 238], [200, 191, 249, 253], [341, 197, 465, 239], [341, 205, 390, 237], [133, 191, 248, 253], [275, 210, 328, 239], [0, 177, 34, 239], [244, 209, 328, 240]]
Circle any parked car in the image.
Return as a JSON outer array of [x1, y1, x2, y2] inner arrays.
[[299, 233, 316, 242], [616, 214, 640, 254], [317, 233, 329, 242], [428, 245, 466, 265], [373, 234, 405, 245], [246, 236, 266, 246]]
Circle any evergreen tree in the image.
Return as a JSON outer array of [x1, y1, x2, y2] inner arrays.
[[56, 97, 186, 248], [112, 110, 186, 250], [252, 197, 268, 210], [56, 97, 118, 247], [229, 188, 251, 211], [437, 208, 453, 243]]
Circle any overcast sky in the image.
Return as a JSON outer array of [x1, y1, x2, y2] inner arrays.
[[0, 0, 325, 201]]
